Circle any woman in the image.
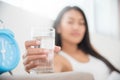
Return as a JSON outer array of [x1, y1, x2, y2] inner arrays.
[[23, 6, 120, 80]]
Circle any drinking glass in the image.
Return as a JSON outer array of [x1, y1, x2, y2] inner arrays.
[[30, 27, 55, 74]]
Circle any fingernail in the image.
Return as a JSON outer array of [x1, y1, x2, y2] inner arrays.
[[36, 41, 40, 45], [57, 47, 61, 50], [42, 54, 47, 57]]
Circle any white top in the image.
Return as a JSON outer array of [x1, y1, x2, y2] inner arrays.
[[59, 51, 120, 80]]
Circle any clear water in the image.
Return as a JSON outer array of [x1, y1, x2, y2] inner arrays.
[[30, 36, 55, 74]]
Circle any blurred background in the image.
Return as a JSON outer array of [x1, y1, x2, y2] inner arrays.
[[0, 0, 120, 75]]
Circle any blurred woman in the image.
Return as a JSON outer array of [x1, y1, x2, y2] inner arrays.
[[23, 6, 120, 80]]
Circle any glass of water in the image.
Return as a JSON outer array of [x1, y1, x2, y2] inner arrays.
[[30, 27, 55, 74]]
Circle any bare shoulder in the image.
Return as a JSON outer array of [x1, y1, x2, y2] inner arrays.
[[54, 54, 72, 72]]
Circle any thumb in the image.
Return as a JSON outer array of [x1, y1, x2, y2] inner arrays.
[[54, 46, 61, 53]]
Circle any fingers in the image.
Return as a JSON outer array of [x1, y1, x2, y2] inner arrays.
[[23, 46, 61, 65], [23, 47, 48, 73], [25, 40, 61, 52], [24, 61, 39, 73], [27, 48, 49, 55], [54, 46, 61, 53], [25, 40, 40, 49], [23, 55, 47, 65], [23, 40, 61, 73], [22, 48, 49, 60], [23, 46, 61, 66]]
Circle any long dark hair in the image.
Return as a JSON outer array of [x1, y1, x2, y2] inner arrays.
[[53, 6, 120, 73]]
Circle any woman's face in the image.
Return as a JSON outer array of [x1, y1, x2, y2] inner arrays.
[[57, 9, 86, 45]]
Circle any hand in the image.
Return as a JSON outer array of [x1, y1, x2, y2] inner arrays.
[[23, 40, 61, 73]]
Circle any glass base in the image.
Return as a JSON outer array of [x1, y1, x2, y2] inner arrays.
[[30, 67, 54, 74]]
